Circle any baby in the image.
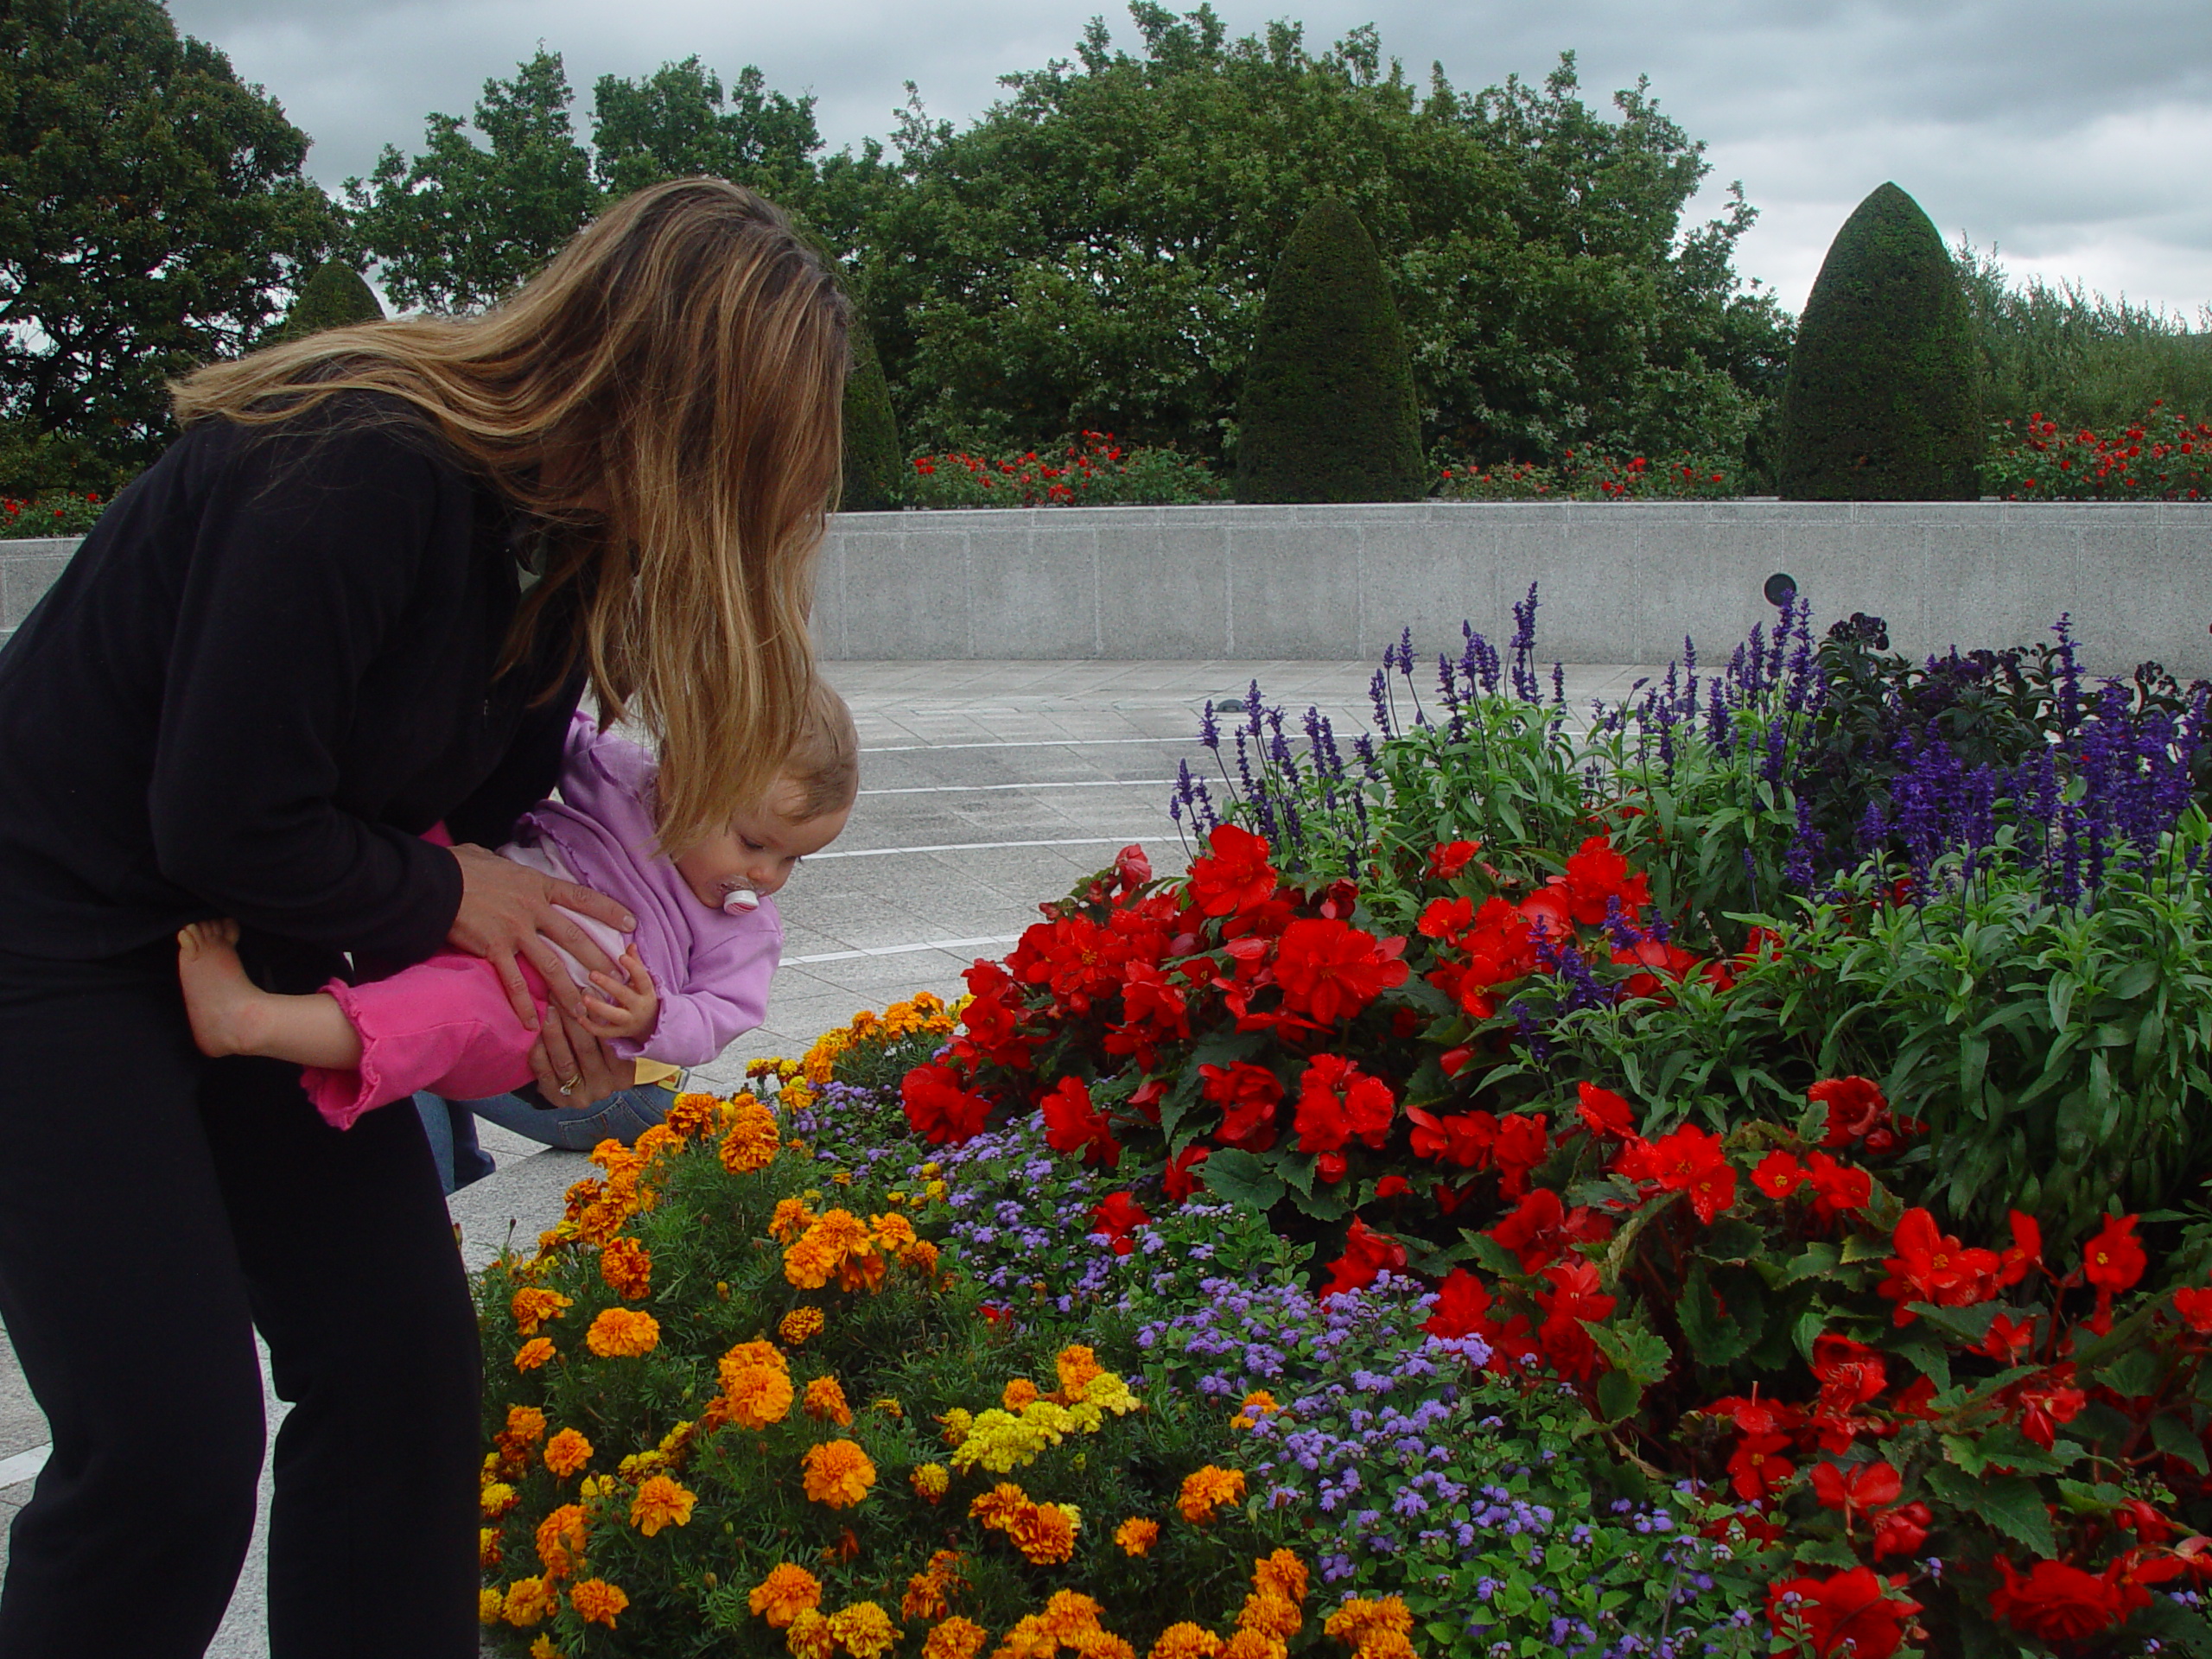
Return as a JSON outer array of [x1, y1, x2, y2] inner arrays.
[[175, 680, 857, 1127]]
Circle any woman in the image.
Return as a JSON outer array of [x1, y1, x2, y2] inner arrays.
[[0, 180, 846, 1656]]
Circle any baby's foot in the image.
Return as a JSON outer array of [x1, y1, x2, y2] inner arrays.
[[176, 919, 266, 1058]]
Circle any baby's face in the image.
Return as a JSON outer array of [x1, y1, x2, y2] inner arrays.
[[673, 776, 850, 910]]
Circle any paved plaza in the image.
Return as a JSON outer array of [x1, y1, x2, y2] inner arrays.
[[0, 657, 1656, 1654]]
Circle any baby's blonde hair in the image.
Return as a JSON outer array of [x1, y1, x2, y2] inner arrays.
[[781, 680, 858, 822]]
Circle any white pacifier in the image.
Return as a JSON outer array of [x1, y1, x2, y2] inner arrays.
[[722, 887, 760, 914]]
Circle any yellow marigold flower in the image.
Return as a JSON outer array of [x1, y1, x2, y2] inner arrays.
[[535, 1503, 588, 1579], [599, 1236, 652, 1300], [803, 1375, 854, 1427], [1236, 1594, 1300, 1641], [969, 1480, 1029, 1529], [1252, 1551, 1307, 1605], [721, 1363, 796, 1430], [578, 1473, 614, 1502], [785, 1608, 836, 1659], [1229, 1391, 1281, 1433], [749, 1562, 824, 1629], [827, 1602, 898, 1659], [627, 1473, 696, 1536], [939, 1407, 973, 1448], [480, 1526, 504, 1568], [480, 1482, 519, 1521], [779, 1306, 825, 1344], [1001, 1377, 1039, 1411], [785, 1080, 817, 1115], [585, 1306, 659, 1358], [478, 1587, 504, 1625], [502, 1575, 556, 1628], [1178, 1465, 1246, 1524], [925, 1179, 949, 1201], [1009, 1501, 1079, 1565], [529, 1637, 563, 1659], [720, 1098, 782, 1174], [503, 1404, 549, 1446], [511, 1287, 573, 1335], [1148, 1626, 1223, 1659], [664, 1091, 721, 1138], [1080, 1371, 1139, 1417], [514, 1336, 556, 1372], [658, 1419, 696, 1457], [912, 1462, 950, 1503], [1056, 1345, 1105, 1397], [543, 1428, 593, 1478], [616, 1448, 666, 1483], [1217, 1634, 1283, 1659], [569, 1577, 628, 1629], [1115, 1517, 1160, 1556], [800, 1440, 876, 1509], [874, 1395, 904, 1419]]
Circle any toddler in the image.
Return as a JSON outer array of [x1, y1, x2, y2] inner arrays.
[[175, 681, 857, 1127]]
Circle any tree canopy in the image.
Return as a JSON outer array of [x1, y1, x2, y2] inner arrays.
[[0, 0, 334, 483]]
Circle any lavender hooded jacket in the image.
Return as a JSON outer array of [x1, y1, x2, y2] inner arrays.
[[514, 713, 783, 1068]]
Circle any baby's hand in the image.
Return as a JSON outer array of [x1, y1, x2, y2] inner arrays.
[[579, 948, 658, 1042]]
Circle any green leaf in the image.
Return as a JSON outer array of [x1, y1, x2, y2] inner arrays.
[[1839, 1230, 1890, 1264], [1978, 1474, 2057, 1558], [2152, 1412, 2210, 1475], [1790, 1537, 1861, 1570], [1904, 1301, 1999, 1345], [1286, 1185, 1349, 1224], [1891, 1338, 1952, 1391], [1783, 1243, 1841, 1284], [1465, 1232, 1525, 1281], [1200, 1148, 1283, 1212], [1594, 1368, 1640, 1425], [1679, 1265, 1750, 1369], [2133, 1598, 2212, 1658]]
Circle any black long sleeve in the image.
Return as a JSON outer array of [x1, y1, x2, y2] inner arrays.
[[0, 399, 582, 967]]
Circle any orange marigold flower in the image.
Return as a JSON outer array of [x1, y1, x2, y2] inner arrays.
[[720, 1098, 781, 1174], [803, 1375, 854, 1427], [535, 1503, 588, 1577], [1217, 1633, 1284, 1659], [1056, 1344, 1106, 1397], [480, 1482, 520, 1520], [800, 1440, 876, 1509], [1229, 1390, 1280, 1432], [748, 1562, 823, 1629], [513, 1338, 556, 1372], [779, 1306, 825, 1344], [1149, 1625, 1224, 1659], [1252, 1550, 1307, 1605], [924, 1616, 988, 1659], [785, 1608, 836, 1659], [511, 1287, 573, 1335], [569, 1577, 628, 1629], [584, 1306, 659, 1358], [770, 1197, 817, 1243], [1236, 1593, 1300, 1640], [871, 1210, 918, 1250], [629, 1474, 696, 1536], [502, 1574, 557, 1627], [480, 1526, 504, 1568], [1178, 1465, 1246, 1523], [826, 1603, 897, 1659], [969, 1480, 1028, 1529], [528, 1637, 563, 1659], [1009, 1501, 1080, 1564], [599, 1236, 652, 1300], [543, 1428, 593, 1478], [1116, 1517, 1160, 1556], [664, 1091, 721, 1138], [912, 1461, 950, 1503], [723, 1338, 789, 1373], [503, 1404, 549, 1446], [721, 1364, 795, 1430], [479, 1586, 504, 1625], [905, 1238, 942, 1275], [1322, 1598, 1414, 1646], [632, 1122, 681, 1164], [1002, 1377, 1039, 1411], [1039, 1591, 1109, 1640], [903, 1572, 950, 1623]]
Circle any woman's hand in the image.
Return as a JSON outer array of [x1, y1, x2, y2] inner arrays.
[[446, 842, 635, 1028], [528, 1001, 632, 1109]]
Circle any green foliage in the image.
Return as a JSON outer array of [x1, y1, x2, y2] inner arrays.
[[268, 262, 383, 342], [1778, 182, 1982, 500], [865, 10, 1789, 468], [840, 321, 902, 513], [1435, 448, 1744, 500], [1234, 199, 1423, 504], [589, 57, 823, 200], [0, 0, 334, 480], [1956, 238, 2212, 435], [343, 48, 599, 312], [904, 434, 1226, 508], [0, 486, 106, 538]]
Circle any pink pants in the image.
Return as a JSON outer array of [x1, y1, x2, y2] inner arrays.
[[301, 952, 556, 1130]]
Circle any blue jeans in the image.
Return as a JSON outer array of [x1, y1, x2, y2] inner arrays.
[[413, 1084, 675, 1196]]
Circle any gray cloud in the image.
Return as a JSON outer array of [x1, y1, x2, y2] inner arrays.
[[167, 0, 2211, 315]]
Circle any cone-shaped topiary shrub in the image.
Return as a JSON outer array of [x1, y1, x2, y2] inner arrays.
[[1235, 198, 1424, 504], [1777, 182, 1980, 499], [840, 318, 902, 512], [271, 263, 384, 341]]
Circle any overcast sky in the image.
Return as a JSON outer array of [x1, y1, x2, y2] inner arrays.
[[165, 0, 2211, 320]]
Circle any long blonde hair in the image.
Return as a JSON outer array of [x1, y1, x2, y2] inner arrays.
[[173, 178, 849, 855]]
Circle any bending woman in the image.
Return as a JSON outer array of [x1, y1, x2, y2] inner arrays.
[[0, 180, 846, 1657]]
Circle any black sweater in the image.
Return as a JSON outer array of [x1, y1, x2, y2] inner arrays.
[[0, 399, 584, 971]]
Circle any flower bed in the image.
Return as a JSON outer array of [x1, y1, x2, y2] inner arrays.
[[1433, 450, 1744, 501], [0, 489, 105, 538], [902, 435, 1226, 508], [1983, 402, 2211, 500]]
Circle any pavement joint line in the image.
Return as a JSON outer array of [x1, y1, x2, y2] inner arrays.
[[787, 934, 1023, 965], [810, 835, 1173, 860], [0, 1444, 48, 1488], [859, 737, 1201, 753], [858, 779, 1178, 796]]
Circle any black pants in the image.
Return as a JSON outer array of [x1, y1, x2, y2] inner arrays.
[[0, 943, 480, 1658]]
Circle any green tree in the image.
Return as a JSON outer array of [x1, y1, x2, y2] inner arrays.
[[0, 0, 334, 482], [1778, 182, 1980, 500], [591, 58, 822, 199], [266, 261, 383, 342], [864, 6, 1789, 467], [1236, 198, 1422, 502], [344, 48, 597, 312], [840, 317, 901, 512]]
